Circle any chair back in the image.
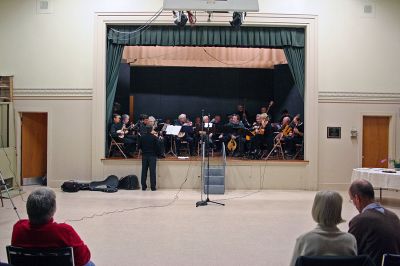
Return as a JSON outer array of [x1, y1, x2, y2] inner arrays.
[[382, 254, 400, 266], [6, 245, 74, 266], [295, 255, 374, 266]]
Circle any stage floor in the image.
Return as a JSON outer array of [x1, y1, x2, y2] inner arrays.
[[1, 187, 400, 266], [104, 153, 305, 162]]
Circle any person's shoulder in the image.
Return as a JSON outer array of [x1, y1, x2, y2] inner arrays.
[[384, 208, 400, 218], [340, 231, 357, 243], [13, 219, 29, 228], [350, 209, 387, 227], [296, 229, 319, 243], [53, 222, 78, 234]]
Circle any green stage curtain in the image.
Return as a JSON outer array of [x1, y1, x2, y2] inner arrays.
[[106, 40, 124, 125], [107, 26, 304, 48], [284, 47, 305, 100]]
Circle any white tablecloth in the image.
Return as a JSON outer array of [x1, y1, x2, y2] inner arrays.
[[351, 168, 400, 190]]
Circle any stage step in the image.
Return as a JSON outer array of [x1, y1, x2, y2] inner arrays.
[[203, 165, 225, 195], [204, 185, 225, 195]]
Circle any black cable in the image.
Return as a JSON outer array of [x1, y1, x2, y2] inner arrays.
[[64, 158, 193, 223], [217, 154, 269, 202]]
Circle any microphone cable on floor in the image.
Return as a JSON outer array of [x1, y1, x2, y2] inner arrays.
[[64, 158, 193, 223]]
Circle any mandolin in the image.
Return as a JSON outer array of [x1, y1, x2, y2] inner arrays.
[[227, 137, 237, 152]]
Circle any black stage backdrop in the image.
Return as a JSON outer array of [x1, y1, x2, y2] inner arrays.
[[115, 64, 303, 123]]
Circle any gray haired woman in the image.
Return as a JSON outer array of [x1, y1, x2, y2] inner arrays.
[[290, 190, 357, 265]]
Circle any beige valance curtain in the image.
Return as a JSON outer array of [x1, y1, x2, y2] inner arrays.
[[122, 46, 287, 69]]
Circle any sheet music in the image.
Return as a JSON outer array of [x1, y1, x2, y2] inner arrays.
[[204, 123, 213, 128], [166, 125, 182, 135]]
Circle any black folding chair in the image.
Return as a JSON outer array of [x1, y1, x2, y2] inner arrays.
[[6, 245, 74, 266], [295, 255, 374, 266], [382, 254, 400, 266], [108, 134, 127, 158]]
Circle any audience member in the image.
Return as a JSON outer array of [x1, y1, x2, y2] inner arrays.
[[349, 179, 400, 266], [11, 188, 94, 266], [290, 191, 357, 265]]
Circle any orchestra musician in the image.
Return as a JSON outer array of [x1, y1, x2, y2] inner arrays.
[[138, 125, 160, 191], [236, 104, 249, 123], [137, 114, 150, 136], [223, 114, 246, 156], [148, 116, 165, 158], [248, 113, 273, 155], [197, 115, 213, 155], [260, 106, 267, 114], [109, 114, 135, 157], [193, 116, 203, 152], [174, 114, 195, 156], [279, 109, 292, 124], [121, 114, 138, 150], [284, 115, 304, 157], [209, 115, 224, 151], [278, 116, 292, 137]]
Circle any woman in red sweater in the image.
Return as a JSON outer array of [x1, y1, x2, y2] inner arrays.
[[11, 187, 94, 266]]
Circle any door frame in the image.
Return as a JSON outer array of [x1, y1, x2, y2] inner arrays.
[[14, 107, 52, 186], [359, 111, 397, 167]]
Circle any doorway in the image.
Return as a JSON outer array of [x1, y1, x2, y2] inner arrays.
[[21, 112, 47, 185], [362, 116, 390, 168]]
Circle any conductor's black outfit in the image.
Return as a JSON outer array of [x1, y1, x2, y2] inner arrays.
[[138, 131, 159, 191]]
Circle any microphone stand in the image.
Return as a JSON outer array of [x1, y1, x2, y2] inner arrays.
[[196, 112, 225, 207]]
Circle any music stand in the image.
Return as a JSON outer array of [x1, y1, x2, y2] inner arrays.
[[165, 125, 181, 157]]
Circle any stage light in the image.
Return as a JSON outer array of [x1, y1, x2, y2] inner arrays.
[[173, 11, 188, 27], [230, 12, 245, 29]]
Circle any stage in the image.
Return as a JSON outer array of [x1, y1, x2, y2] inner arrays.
[[99, 156, 311, 191]]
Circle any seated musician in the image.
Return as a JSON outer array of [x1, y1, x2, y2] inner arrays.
[[148, 116, 165, 158], [236, 105, 249, 121], [284, 115, 304, 157], [279, 116, 291, 136], [162, 118, 172, 153], [210, 115, 224, 151], [260, 106, 267, 114], [223, 114, 246, 156], [278, 109, 292, 124], [174, 114, 195, 156], [196, 116, 213, 155], [236, 104, 251, 128], [193, 116, 203, 152], [137, 114, 149, 136], [249, 113, 274, 154], [109, 114, 135, 157]]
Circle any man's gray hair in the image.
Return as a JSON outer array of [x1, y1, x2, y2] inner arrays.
[[312, 190, 344, 227], [26, 187, 57, 225]]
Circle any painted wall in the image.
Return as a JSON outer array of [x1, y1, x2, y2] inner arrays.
[[12, 99, 92, 187], [0, 0, 399, 188], [318, 100, 400, 190], [1, 0, 400, 93]]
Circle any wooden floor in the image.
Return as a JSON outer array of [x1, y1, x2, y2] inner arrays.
[[104, 153, 305, 162]]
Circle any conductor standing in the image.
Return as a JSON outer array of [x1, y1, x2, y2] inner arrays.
[[138, 125, 160, 191]]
